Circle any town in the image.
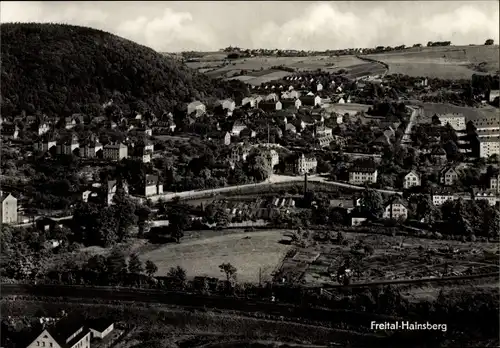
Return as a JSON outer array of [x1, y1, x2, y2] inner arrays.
[[0, 3, 499, 348]]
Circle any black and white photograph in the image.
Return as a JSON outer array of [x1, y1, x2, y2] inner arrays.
[[0, 1, 499, 347]]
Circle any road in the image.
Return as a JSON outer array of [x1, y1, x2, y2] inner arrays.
[[13, 175, 401, 227], [149, 174, 401, 203], [401, 106, 420, 144]]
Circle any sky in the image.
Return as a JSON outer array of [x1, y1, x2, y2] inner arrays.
[[1, 1, 499, 52]]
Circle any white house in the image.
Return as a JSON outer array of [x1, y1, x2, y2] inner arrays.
[[383, 196, 408, 220], [144, 175, 163, 197], [231, 121, 247, 136], [403, 170, 421, 189], [187, 101, 206, 117], [349, 164, 378, 185]]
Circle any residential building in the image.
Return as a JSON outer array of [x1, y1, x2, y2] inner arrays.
[[187, 101, 206, 117], [34, 139, 57, 153], [265, 93, 278, 102], [383, 196, 408, 220], [103, 143, 128, 160], [316, 135, 334, 148], [144, 175, 164, 197], [208, 131, 231, 146], [474, 190, 499, 206], [220, 99, 236, 112], [259, 101, 282, 112], [439, 166, 459, 186], [316, 83, 323, 92], [471, 115, 500, 132], [403, 170, 421, 189], [1, 192, 17, 224], [82, 140, 103, 158], [489, 90, 500, 102], [231, 121, 247, 136], [56, 135, 79, 155], [281, 99, 302, 110], [37, 122, 51, 135], [431, 190, 458, 206], [300, 95, 322, 107], [430, 146, 448, 164], [348, 161, 378, 185], [437, 113, 466, 131], [25, 313, 91, 348], [261, 148, 279, 168], [230, 145, 251, 163], [285, 153, 317, 175], [335, 114, 344, 124], [88, 319, 115, 339], [285, 123, 297, 134], [1, 123, 19, 139], [314, 125, 333, 137], [478, 136, 500, 158], [489, 172, 500, 193], [107, 180, 129, 206], [242, 96, 257, 108]]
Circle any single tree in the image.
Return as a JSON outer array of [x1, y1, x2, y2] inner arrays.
[[219, 262, 237, 285], [106, 249, 127, 278], [128, 253, 144, 274], [145, 260, 158, 277], [167, 265, 187, 287], [484, 39, 494, 45]]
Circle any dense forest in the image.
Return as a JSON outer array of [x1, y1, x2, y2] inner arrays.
[[0, 23, 249, 118]]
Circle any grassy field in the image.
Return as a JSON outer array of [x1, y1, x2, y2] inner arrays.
[[140, 230, 291, 283], [366, 45, 499, 79]]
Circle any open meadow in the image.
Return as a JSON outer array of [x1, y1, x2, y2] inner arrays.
[[366, 45, 499, 79], [139, 230, 291, 283]]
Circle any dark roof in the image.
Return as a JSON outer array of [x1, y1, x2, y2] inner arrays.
[[50, 313, 86, 343], [87, 318, 114, 332], [350, 159, 377, 173]]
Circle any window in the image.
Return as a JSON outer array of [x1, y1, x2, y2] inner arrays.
[[37, 342, 40, 346], [42, 342, 46, 347], [50, 343, 53, 347]]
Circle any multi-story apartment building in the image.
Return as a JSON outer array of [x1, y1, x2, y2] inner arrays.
[[34, 139, 57, 153], [82, 141, 103, 158], [144, 174, 164, 197], [437, 113, 466, 131], [103, 143, 128, 161], [478, 136, 500, 158], [348, 162, 378, 185], [285, 153, 317, 175]]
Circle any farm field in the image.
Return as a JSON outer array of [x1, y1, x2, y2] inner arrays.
[[277, 231, 499, 288], [323, 103, 372, 116], [190, 55, 368, 84], [366, 45, 499, 79], [140, 230, 291, 283], [416, 103, 499, 123]]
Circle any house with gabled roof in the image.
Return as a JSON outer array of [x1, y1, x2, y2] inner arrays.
[[24, 313, 91, 348], [187, 101, 206, 117], [403, 170, 421, 189], [439, 166, 459, 186], [383, 195, 408, 220]]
